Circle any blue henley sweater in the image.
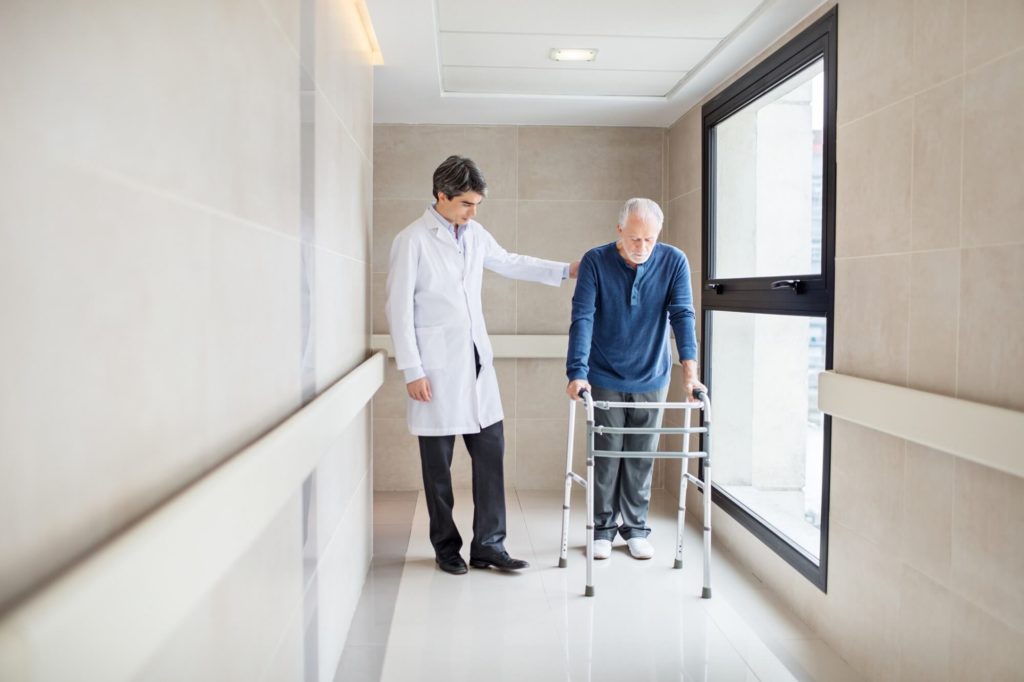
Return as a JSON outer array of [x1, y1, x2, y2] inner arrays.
[[566, 242, 698, 393]]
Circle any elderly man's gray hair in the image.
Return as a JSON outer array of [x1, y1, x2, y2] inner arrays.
[[618, 198, 664, 229]]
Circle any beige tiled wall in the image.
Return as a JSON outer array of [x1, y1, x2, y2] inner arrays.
[[0, 0, 375, 679], [663, 1, 1024, 679], [372, 124, 665, 490]]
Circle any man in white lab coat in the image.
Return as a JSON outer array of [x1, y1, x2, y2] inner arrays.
[[386, 155, 578, 575]]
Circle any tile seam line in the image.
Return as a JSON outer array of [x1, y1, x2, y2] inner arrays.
[[314, 86, 374, 165], [315, 466, 376, 561], [316, 246, 370, 266], [258, 0, 302, 65], [256, 581, 306, 681], [82, 163, 303, 244], [835, 241, 1024, 260], [63, 164, 372, 263], [837, 74, 960, 130], [963, 43, 1024, 74], [697, 602, 793, 681], [668, 188, 702, 203], [302, 469, 372, 603], [906, 92, 915, 390], [955, 4, 966, 400]]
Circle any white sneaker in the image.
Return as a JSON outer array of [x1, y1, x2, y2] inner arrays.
[[593, 539, 612, 560], [627, 537, 655, 560]]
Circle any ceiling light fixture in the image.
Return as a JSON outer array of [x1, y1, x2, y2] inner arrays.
[[549, 48, 598, 62]]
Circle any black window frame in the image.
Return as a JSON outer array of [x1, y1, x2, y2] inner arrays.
[[699, 8, 837, 591]]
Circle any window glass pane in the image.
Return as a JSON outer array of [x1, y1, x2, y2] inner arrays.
[[712, 59, 824, 279], [709, 310, 826, 560]]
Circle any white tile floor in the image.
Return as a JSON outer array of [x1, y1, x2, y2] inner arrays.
[[336, 489, 864, 682]]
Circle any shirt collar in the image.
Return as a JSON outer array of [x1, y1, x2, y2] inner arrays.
[[428, 203, 452, 230], [429, 203, 471, 245]]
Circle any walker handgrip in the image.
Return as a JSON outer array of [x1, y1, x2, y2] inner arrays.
[[577, 388, 595, 420], [692, 388, 710, 423]]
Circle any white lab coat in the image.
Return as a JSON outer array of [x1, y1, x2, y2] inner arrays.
[[386, 209, 566, 436]]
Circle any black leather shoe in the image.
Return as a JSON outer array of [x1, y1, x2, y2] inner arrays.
[[435, 555, 468, 575], [469, 549, 530, 570]]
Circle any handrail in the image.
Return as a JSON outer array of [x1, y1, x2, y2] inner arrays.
[[0, 350, 387, 681], [818, 371, 1024, 480], [370, 334, 685, 362], [371, 333, 569, 358]]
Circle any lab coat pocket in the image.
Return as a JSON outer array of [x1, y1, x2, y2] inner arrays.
[[414, 326, 447, 370]]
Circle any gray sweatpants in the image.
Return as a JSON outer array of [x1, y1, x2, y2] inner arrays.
[[591, 384, 669, 541]]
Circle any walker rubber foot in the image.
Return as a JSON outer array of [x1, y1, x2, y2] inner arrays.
[[673, 559, 683, 569], [585, 585, 595, 597], [701, 587, 712, 599], [558, 557, 567, 568]]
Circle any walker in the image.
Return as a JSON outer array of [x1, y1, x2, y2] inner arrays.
[[558, 388, 713, 598]]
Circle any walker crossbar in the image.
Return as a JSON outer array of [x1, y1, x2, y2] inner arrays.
[[592, 400, 697, 410], [590, 450, 708, 459], [593, 426, 706, 435], [558, 388, 713, 599]]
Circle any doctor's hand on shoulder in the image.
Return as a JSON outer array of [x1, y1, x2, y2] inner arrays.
[[569, 261, 580, 279], [407, 377, 432, 402]]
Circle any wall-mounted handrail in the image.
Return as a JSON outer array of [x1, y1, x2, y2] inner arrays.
[[371, 333, 569, 359], [818, 371, 1024, 480], [370, 347, 1023, 478], [0, 350, 387, 681], [370, 334, 684, 362]]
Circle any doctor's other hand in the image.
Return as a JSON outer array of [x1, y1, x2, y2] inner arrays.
[[407, 377, 432, 402], [569, 260, 580, 279], [566, 379, 591, 401]]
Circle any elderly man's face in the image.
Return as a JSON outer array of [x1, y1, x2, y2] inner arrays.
[[617, 214, 660, 266]]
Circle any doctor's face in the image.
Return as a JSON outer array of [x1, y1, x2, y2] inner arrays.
[[617, 214, 661, 266], [436, 191, 484, 226]]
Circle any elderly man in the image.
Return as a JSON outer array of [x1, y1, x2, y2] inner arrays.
[[565, 198, 705, 560], [387, 155, 578, 575]]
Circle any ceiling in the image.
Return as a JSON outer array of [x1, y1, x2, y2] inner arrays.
[[366, 0, 826, 127]]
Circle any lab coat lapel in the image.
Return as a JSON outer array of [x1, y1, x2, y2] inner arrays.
[[424, 209, 458, 251], [424, 212, 466, 280]]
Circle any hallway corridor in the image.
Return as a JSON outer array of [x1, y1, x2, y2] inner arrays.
[[4, 1, 1023, 679], [337, 490, 865, 682]]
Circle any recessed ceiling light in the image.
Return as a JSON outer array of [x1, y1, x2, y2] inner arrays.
[[549, 48, 598, 62]]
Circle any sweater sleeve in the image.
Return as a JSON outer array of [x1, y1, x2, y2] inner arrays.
[[566, 253, 598, 381], [667, 253, 698, 362]]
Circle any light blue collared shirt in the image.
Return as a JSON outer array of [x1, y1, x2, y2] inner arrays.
[[428, 204, 467, 256]]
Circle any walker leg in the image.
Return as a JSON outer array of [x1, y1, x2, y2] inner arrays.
[[701, 457, 712, 599], [585, 443, 595, 597], [559, 400, 576, 568], [674, 470, 687, 570], [675, 408, 691, 570]]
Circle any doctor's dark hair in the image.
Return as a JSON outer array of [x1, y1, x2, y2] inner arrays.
[[432, 155, 488, 200]]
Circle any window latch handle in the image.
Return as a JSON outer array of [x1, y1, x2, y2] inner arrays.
[[771, 279, 804, 293], [706, 283, 724, 294]]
